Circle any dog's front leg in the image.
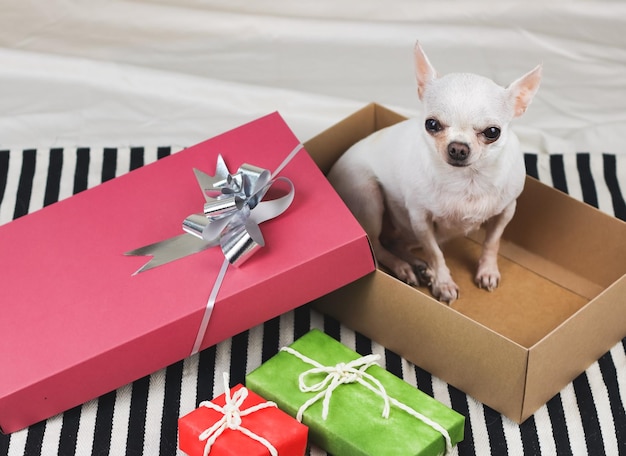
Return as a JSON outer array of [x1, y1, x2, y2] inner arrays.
[[476, 200, 516, 291], [411, 215, 459, 304]]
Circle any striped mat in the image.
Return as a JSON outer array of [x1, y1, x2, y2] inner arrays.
[[0, 147, 624, 456]]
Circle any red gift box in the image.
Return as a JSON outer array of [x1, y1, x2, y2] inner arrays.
[[179, 379, 307, 456]]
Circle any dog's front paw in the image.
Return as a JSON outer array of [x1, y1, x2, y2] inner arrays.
[[475, 263, 501, 291], [391, 261, 419, 286], [414, 261, 433, 287], [431, 278, 459, 305]]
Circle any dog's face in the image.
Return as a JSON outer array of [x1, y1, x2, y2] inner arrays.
[[421, 74, 514, 167], [414, 42, 542, 168]]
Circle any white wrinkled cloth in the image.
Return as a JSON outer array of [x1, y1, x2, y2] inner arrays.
[[0, 1, 625, 155]]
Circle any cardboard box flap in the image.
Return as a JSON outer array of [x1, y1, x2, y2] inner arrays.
[[510, 176, 626, 288], [305, 103, 406, 174], [522, 274, 626, 421]]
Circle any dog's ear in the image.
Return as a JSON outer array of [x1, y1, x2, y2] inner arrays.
[[507, 65, 542, 118], [414, 41, 438, 100]]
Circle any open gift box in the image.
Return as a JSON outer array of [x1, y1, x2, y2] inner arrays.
[[0, 113, 375, 433], [305, 103, 626, 423]]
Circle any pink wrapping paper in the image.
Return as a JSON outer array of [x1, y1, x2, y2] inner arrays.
[[0, 112, 375, 433]]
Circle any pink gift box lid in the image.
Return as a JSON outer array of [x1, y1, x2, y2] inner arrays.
[[0, 112, 375, 433]]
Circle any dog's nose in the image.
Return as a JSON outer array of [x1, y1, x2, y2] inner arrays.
[[447, 142, 470, 162]]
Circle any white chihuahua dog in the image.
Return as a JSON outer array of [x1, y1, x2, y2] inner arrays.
[[328, 42, 541, 304]]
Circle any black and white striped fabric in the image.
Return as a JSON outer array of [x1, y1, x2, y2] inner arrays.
[[0, 147, 624, 456]]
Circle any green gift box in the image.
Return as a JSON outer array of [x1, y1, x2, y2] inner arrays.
[[246, 329, 464, 456]]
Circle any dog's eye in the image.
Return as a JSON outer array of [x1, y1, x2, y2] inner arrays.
[[482, 127, 501, 141], [425, 118, 443, 133]]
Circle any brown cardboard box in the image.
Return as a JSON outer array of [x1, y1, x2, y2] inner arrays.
[[304, 103, 626, 423]]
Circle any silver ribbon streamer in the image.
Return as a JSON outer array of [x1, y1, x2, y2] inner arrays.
[[125, 154, 296, 274], [127, 144, 302, 356]]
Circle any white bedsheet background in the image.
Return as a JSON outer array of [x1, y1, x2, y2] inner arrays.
[[1, 1, 626, 155]]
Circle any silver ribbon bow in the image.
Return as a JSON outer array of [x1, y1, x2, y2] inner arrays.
[[126, 154, 295, 274]]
